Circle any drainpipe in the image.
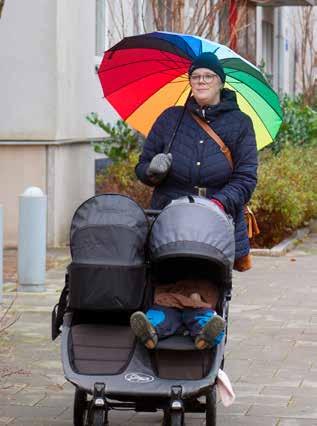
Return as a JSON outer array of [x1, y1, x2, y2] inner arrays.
[[276, 7, 283, 94]]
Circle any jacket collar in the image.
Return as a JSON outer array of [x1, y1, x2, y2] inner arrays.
[[187, 89, 240, 122]]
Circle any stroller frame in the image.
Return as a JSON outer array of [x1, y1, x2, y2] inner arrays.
[[52, 194, 234, 425], [60, 293, 230, 425]]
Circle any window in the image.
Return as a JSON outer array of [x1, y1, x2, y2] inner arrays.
[[96, 0, 106, 57], [262, 20, 274, 81]]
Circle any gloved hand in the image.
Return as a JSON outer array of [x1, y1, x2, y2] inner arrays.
[[146, 153, 172, 184]]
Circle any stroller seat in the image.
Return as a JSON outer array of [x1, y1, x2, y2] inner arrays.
[[70, 323, 135, 375], [154, 335, 215, 381]]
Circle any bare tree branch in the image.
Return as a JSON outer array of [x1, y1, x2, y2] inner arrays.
[[297, 6, 316, 104], [0, 0, 5, 19], [0, 287, 20, 336], [0, 314, 21, 334], [0, 294, 16, 327], [107, 1, 124, 42], [140, 0, 147, 32], [109, 0, 258, 64], [120, 0, 126, 37]]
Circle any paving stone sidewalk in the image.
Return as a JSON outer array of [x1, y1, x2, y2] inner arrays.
[[0, 235, 317, 425]]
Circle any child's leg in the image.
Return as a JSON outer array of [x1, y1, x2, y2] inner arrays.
[[130, 305, 182, 349], [182, 308, 225, 350], [147, 305, 183, 338]]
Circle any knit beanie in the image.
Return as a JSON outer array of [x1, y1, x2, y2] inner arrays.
[[188, 52, 226, 83]]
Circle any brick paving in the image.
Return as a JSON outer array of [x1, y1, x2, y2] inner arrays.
[[0, 234, 317, 425]]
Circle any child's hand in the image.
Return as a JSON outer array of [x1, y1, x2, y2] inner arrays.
[[189, 293, 202, 303]]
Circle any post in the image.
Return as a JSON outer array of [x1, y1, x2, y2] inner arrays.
[[18, 187, 47, 292], [0, 204, 3, 303]]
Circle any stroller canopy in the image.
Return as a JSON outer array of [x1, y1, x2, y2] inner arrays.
[[70, 194, 149, 265], [149, 197, 235, 285]]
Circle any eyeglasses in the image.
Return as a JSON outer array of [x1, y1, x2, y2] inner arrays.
[[190, 73, 218, 84]]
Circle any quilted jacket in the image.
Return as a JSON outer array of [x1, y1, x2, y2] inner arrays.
[[135, 89, 258, 259]]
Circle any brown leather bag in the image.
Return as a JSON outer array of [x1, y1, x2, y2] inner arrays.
[[190, 113, 259, 271]]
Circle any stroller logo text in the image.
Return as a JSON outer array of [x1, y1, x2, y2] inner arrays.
[[124, 373, 155, 383]]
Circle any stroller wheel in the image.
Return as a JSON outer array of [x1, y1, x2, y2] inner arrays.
[[205, 385, 217, 426], [163, 409, 184, 426], [73, 388, 88, 425], [89, 407, 108, 425]]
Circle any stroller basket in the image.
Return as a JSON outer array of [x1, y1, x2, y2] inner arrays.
[[68, 262, 146, 311]]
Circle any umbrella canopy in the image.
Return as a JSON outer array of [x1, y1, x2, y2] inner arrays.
[[98, 31, 283, 150]]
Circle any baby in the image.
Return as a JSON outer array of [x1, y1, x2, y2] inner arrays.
[[130, 279, 225, 350]]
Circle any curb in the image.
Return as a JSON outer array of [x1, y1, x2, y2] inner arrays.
[[251, 223, 314, 257]]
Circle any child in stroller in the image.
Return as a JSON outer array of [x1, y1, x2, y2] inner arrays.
[[131, 277, 226, 350]]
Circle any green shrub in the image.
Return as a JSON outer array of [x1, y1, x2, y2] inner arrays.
[[96, 151, 153, 209], [250, 145, 317, 247], [88, 115, 151, 207], [87, 113, 144, 163], [272, 94, 317, 154]]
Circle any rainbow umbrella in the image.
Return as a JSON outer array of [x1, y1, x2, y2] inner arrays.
[[98, 31, 283, 150]]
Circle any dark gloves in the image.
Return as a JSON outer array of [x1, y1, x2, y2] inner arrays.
[[146, 153, 172, 185]]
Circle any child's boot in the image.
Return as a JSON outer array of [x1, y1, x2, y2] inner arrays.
[[130, 311, 158, 349], [195, 315, 226, 350]]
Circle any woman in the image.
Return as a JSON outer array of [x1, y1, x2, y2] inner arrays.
[[131, 52, 258, 349]]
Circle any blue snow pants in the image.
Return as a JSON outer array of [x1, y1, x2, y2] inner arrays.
[[146, 304, 216, 338]]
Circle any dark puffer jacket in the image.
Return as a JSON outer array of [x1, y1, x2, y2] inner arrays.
[[135, 89, 258, 260]]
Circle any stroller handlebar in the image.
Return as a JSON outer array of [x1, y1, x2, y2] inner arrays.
[[144, 209, 162, 217]]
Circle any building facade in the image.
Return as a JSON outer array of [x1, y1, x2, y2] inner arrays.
[[0, 0, 315, 247], [0, 0, 118, 247]]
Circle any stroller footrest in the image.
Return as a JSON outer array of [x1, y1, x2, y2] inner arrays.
[[156, 335, 197, 351]]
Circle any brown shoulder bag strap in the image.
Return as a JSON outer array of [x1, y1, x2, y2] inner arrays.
[[190, 112, 234, 170]]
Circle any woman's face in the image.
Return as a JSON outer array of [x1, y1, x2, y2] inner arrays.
[[189, 67, 223, 106]]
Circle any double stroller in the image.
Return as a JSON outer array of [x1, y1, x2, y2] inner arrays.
[[52, 193, 235, 425]]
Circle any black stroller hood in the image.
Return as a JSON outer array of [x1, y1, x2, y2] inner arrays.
[[69, 194, 149, 265], [149, 196, 235, 287]]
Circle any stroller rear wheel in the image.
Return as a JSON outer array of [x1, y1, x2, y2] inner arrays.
[[205, 385, 217, 426], [73, 388, 88, 426], [89, 407, 108, 425], [163, 409, 185, 426]]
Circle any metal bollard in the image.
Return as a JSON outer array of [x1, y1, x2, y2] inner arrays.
[[0, 204, 3, 303], [18, 187, 47, 292]]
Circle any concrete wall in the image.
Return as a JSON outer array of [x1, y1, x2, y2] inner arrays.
[[0, 0, 57, 139], [47, 142, 95, 247], [0, 141, 94, 248], [55, 0, 118, 140], [0, 2, 111, 247], [0, 0, 118, 142], [0, 145, 47, 247]]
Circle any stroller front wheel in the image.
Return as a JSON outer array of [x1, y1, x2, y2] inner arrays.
[[89, 407, 108, 426], [73, 388, 88, 426], [205, 385, 217, 426]]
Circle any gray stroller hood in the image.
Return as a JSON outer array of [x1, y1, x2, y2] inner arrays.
[[69, 194, 149, 265], [149, 196, 235, 288], [68, 194, 150, 312]]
